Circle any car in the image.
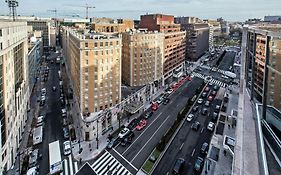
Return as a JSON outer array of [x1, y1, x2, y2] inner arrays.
[[204, 87, 210, 92], [52, 86, 56, 91], [36, 115, 44, 127], [192, 105, 199, 112], [156, 97, 164, 104], [128, 118, 140, 129], [194, 157, 204, 172], [151, 102, 159, 111], [205, 101, 210, 107], [201, 108, 208, 115], [163, 98, 170, 105], [118, 128, 130, 139], [201, 92, 207, 98], [167, 88, 173, 94], [191, 121, 200, 131], [172, 158, 185, 174], [136, 119, 147, 131], [213, 85, 219, 90], [207, 122, 215, 131], [208, 96, 213, 101], [197, 98, 203, 104], [27, 166, 39, 175], [211, 112, 218, 122], [144, 112, 153, 119], [127, 131, 135, 141], [121, 137, 132, 147], [214, 105, 221, 112], [186, 114, 194, 122], [39, 99, 45, 106], [211, 90, 217, 96], [63, 141, 71, 155], [201, 142, 209, 154], [107, 138, 119, 149], [208, 82, 213, 86], [41, 88, 46, 95], [62, 118, 68, 126], [61, 108, 67, 114], [63, 127, 69, 140], [43, 77, 48, 82]]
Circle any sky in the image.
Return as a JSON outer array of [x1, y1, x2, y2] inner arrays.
[[0, 0, 280, 21]]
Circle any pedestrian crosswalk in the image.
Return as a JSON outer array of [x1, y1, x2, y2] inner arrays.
[[191, 72, 227, 88], [199, 65, 226, 74], [92, 151, 133, 175], [63, 155, 78, 175]]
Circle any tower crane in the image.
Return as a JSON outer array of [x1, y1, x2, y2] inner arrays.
[[66, 4, 95, 19]]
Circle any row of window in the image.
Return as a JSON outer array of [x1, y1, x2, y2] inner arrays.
[[85, 49, 120, 56], [85, 41, 119, 48]]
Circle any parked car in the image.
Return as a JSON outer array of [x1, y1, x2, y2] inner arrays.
[[63, 127, 69, 140], [214, 85, 219, 91], [201, 108, 208, 115], [211, 112, 218, 122], [63, 141, 71, 155], [211, 90, 217, 96], [207, 122, 215, 131], [215, 105, 221, 112], [144, 112, 153, 119], [52, 86, 56, 91], [201, 142, 209, 154], [121, 137, 132, 147], [194, 157, 204, 172], [167, 88, 173, 94], [118, 128, 130, 139], [192, 106, 199, 112], [205, 101, 210, 107], [191, 121, 200, 131], [128, 118, 140, 129], [36, 115, 44, 127], [186, 114, 194, 122], [163, 98, 170, 105], [62, 118, 68, 126], [127, 131, 135, 141], [201, 92, 207, 98], [107, 138, 119, 149], [173, 158, 185, 174], [197, 98, 203, 104], [204, 87, 210, 92], [136, 119, 147, 131], [208, 96, 214, 101]]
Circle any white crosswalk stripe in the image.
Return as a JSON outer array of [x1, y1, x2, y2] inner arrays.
[[199, 65, 226, 74], [63, 155, 78, 175], [191, 72, 227, 88], [92, 151, 132, 175]]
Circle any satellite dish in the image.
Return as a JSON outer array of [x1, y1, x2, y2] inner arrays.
[[30, 37, 37, 43]]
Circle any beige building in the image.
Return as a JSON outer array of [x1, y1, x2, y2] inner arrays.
[[0, 21, 29, 172], [92, 18, 134, 34], [122, 29, 164, 86], [27, 20, 51, 49]]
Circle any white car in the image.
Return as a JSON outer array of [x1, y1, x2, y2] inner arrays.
[[167, 89, 173, 94], [40, 95, 46, 101], [197, 98, 203, 104], [37, 115, 44, 126], [207, 122, 215, 131], [118, 128, 130, 139], [61, 108, 67, 114], [41, 88, 46, 95], [63, 141, 71, 155], [186, 114, 194, 122]]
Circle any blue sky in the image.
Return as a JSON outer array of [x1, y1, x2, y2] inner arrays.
[[0, 0, 280, 21]]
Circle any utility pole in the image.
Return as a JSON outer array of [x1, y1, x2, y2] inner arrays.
[[5, 0, 19, 21]]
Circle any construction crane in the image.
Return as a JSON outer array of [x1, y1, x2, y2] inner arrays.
[[47, 9, 58, 18], [66, 4, 95, 19], [5, 0, 19, 21]]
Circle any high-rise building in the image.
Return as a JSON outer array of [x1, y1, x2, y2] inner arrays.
[[175, 17, 209, 61], [140, 14, 186, 83], [122, 29, 164, 86], [0, 21, 29, 172], [62, 27, 122, 114], [204, 19, 221, 38]]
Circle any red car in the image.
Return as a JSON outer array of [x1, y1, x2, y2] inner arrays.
[[136, 119, 147, 130], [208, 96, 214, 101], [151, 102, 159, 111], [186, 76, 192, 81]]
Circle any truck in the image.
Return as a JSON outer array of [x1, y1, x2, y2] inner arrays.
[[224, 71, 236, 79], [56, 57, 60, 64], [49, 141, 63, 174], [33, 126, 43, 145]]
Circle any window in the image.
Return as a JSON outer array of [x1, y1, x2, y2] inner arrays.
[[85, 42, 88, 47], [85, 51, 88, 56], [0, 43, 2, 50], [94, 42, 98, 47], [85, 59, 88, 65], [100, 42, 103, 47], [105, 42, 108, 47], [0, 29, 2, 36]]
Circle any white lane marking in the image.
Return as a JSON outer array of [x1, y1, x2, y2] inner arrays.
[[74, 162, 78, 173], [123, 112, 163, 155], [180, 143, 184, 150], [64, 159, 68, 175], [111, 149, 138, 171], [130, 115, 170, 163], [200, 128, 204, 133], [69, 155, 74, 175], [191, 149, 196, 157]]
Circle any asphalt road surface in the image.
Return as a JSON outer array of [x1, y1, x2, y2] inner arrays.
[[109, 77, 204, 170], [152, 85, 223, 175]]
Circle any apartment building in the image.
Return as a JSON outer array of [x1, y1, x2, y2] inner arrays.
[[204, 19, 221, 38], [0, 21, 29, 172], [27, 20, 51, 50], [122, 29, 164, 86], [175, 17, 209, 61], [244, 25, 281, 110], [140, 14, 186, 82], [92, 18, 134, 34]]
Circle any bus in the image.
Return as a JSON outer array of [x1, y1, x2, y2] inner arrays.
[[33, 126, 43, 145], [49, 141, 63, 175]]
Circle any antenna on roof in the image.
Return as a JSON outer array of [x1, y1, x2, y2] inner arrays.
[[5, 0, 19, 21]]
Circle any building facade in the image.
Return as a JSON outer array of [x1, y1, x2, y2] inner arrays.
[[27, 20, 51, 50], [140, 14, 186, 82], [175, 17, 209, 61], [0, 21, 29, 172], [122, 29, 164, 86], [244, 25, 281, 110], [92, 19, 134, 34]]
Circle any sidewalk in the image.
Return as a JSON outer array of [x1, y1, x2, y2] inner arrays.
[[71, 86, 165, 163]]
